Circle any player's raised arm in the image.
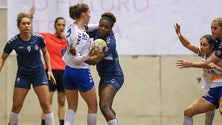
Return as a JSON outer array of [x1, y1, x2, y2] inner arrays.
[[174, 23, 200, 56]]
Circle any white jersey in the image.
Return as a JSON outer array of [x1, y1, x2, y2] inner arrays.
[[201, 52, 222, 89], [200, 55, 213, 89], [62, 23, 92, 69]]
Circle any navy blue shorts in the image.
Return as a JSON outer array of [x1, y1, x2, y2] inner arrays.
[[15, 70, 48, 89], [63, 66, 95, 92], [202, 86, 222, 108], [99, 77, 124, 90]]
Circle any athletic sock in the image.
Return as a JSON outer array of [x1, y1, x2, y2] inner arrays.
[[41, 119, 46, 125], [183, 116, 193, 125], [205, 110, 215, 125], [87, 113, 97, 125], [108, 118, 119, 125], [44, 112, 54, 125], [8, 112, 19, 125], [115, 116, 119, 124], [64, 109, 75, 125], [59, 119, 64, 125]]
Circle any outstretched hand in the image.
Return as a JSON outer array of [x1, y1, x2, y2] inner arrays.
[[176, 59, 192, 68], [174, 23, 181, 37]]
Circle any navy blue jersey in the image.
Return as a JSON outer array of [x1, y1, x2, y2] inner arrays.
[[88, 30, 124, 79], [4, 32, 46, 76], [215, 38, 222, 58]]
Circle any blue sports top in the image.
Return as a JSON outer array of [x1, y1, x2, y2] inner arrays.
[[4, 32, 45, 76], [215, 38, 222, 58], [88, 30, 124, 79]]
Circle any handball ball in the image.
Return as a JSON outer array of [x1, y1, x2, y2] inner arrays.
[[92, 39, 107, 53]]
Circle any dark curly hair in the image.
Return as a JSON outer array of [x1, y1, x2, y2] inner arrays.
[[100, 12, 116, 27]]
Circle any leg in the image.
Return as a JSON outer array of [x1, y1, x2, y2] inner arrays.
[[80, 86, 98, 125], [219, 97, 222, 115], [52, 70, 66, 125], [34, 85, 54, 125], [183, 97, 215, 125], [57, 92, 66, 125], [64, 89, 78, 125], [11, 88, 29, 113], [9, 87, 29, 125], [99, 84, 119, 124], [204, 110, 215, 125], [184, 97, 215, 117], [41, 91, 54, 125]]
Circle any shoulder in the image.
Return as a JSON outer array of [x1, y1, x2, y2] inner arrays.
[[110, 33, 116, 41], [8, 34, 19, 44], [36, 32, 52, 38], [31, 32, 45, 42], [66, 23, 78, 38], [107, 33, 116, 45], [32, 32, 44, 38]]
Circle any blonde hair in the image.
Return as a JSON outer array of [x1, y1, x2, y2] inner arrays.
[[212, 17, 222, 28], [17, 12, 31, 26]]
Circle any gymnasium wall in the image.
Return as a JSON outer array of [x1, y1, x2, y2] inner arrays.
[[1, 7, 222, 125]]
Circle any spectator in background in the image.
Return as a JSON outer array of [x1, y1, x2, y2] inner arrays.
[[28, 6, 67, 125]]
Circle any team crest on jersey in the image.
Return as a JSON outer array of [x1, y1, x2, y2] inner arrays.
[[34, 44, 39, 50], [27, 46, 31, 52]]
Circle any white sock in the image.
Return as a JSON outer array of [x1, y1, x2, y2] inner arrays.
[[87, 113, 97, 125], [8, 112, 19, 125], [183, 116, 193, 125], [108, 118, 119, 125], [64, 109, 75, 125], [44, 112, 54, 125], [205, 110, 215, 125]]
